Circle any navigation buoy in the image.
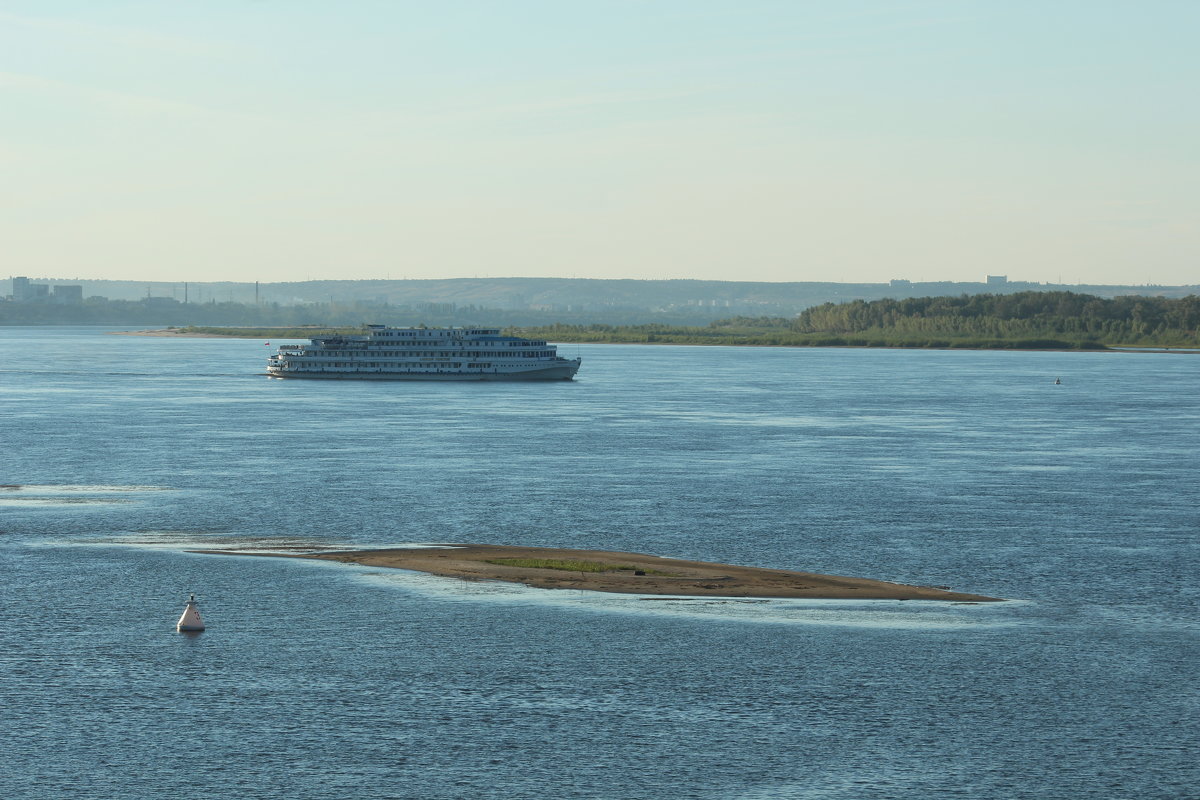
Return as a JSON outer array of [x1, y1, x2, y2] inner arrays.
[[176, 594, 205, 632]]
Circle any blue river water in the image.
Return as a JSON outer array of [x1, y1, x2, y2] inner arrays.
[[1, 326, 1196, 799]]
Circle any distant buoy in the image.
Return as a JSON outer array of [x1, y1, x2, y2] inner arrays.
[[177, 594, 205, 632], [1055, 377, 1062, 385]]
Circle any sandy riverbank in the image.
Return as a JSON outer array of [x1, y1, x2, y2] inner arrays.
[[197, 544, 1003, 601], [110, 329, 232, 337]]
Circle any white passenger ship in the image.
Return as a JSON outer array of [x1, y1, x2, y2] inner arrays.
[[266, 325, 581, 381]]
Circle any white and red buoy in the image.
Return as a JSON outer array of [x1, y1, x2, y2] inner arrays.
[[177, 594, 205, 632]]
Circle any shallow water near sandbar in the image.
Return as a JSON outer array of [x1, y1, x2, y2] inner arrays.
[[1, 327, 1197, 799]]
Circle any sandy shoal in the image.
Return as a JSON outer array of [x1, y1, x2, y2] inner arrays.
[[111, 329, 231, 337], [206, 544, 1002, 601]]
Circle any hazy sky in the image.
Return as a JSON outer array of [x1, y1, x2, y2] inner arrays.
[[2, 1, 1197, 285]]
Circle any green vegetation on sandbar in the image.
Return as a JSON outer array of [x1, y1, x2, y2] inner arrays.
[[484, 557, 677, 576], [173, 292, 1199, 350], [177, 325, 356, 339]]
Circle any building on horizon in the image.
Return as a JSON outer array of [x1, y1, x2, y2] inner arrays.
[[11, 277, 50, 301], [52, 285, 83, 304], [7, 277, 85, 303]]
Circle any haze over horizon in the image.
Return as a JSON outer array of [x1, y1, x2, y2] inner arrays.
[[3, 1, 1197, 286]]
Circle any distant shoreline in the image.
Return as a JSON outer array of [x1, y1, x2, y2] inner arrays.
[[111, 328, 231, 338], [112, 327, 1199, 353], [194, 543, 1004, 601]]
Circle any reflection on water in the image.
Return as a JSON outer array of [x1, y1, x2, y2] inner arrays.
[[0, 484, 173, 507], [0, 497, 134, 506], [346, 562, 1024, 631], [0, 484, 174, 493]]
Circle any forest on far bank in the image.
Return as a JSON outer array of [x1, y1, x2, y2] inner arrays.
[[509, 292, 1200, 349]]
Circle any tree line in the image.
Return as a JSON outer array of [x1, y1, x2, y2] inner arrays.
[[789, 292, 1200, 346], [0, 297, 745, 328], [508, 293, 1199, 349]]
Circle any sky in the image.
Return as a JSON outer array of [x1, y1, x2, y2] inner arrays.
[[2, 1, 1197, 285]]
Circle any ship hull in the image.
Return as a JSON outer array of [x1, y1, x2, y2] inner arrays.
[[266, 365, 579, 381]]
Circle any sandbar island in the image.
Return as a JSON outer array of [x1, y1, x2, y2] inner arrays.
[[203, 544, 1003, 601]]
